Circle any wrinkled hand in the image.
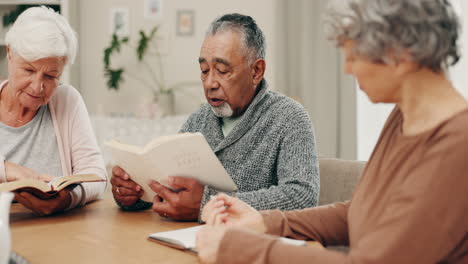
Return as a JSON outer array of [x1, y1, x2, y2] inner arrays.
[[196, 225, 228, 264], [148, 176, 203, 221], [14, 188, 72, 216], [110, 165, 144, 206], [5, 162, 54, 182], [201, 193, 266, 233]]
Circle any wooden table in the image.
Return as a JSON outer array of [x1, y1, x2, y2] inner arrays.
[[10, 193, 322, 263]]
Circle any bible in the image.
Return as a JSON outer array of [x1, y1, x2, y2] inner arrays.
[[0, 174, 105, 199], [105, 132, 238, 202], [148, 225, 307, 253], [148, 225, 202, 253]]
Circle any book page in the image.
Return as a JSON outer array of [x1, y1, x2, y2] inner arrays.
[[107, 132, 237, 202], [143, 133, 200, 153], [144, 133, 237, 192], [108, 145, 161, 202], [105, 139, 145, 155], [148, 225, 203, 250], [50, 174, 105, 191], [0, 179, 50, 193]]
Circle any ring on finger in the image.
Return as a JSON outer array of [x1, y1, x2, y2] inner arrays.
[[116, 186, 121, 194]]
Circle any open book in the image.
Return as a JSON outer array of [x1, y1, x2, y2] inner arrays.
[[0, 174, 105, 199], [148, 225, 307, 253], [105, 132, 238, 202], [148, 225, 202, 253]]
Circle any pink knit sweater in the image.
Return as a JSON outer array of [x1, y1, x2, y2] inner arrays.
[[0, 80, 107, 209]]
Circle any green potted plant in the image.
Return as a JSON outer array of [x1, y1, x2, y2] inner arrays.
[[104, 26, 195, 116]]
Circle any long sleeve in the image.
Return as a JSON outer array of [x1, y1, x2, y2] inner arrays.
[[261, 201, 350, 246], [218, 229, 346, 264], [236, 110, 319, 210], [215, 132, 468, 263], [201, 108, 320, 212], [66, 91, 107, 209]]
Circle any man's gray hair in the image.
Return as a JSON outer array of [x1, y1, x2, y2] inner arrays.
[[5, 6, 78, 64], [206, 13, 266, 64], [326, 0, 460, 72]]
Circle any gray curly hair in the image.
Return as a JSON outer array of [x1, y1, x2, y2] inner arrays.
[[206, 13, 266, 65], [326, 0, 460, 72]]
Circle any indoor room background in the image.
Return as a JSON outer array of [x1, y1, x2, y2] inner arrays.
[[1, 0, 467, 163]]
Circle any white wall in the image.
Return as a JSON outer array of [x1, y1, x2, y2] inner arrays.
[[78, 0, 277, 116], [357, 0, 468, 161], [449, 0, 468, 99], [356, 91, 393, 161]]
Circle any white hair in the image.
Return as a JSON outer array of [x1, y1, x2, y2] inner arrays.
[[210, 102, 234, 117], [5, 6, 77, 64]]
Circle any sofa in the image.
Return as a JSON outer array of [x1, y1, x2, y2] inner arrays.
[[318, 158, 366, 251], [318, 157, 366, 206]]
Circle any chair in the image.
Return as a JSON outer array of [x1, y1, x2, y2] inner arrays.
[[318, 158, 366, 206], [318, 158, 366, 252]]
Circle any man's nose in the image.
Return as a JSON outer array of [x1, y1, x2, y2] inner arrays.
[[205, 72, 220, 90]]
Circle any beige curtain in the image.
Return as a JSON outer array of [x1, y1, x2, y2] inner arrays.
[[274, 0, 357, 159]]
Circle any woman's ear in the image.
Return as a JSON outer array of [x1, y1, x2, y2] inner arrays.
[[395, 58, 419, 78], [391, 49, 418, 77], [251, 59, 266, 86]]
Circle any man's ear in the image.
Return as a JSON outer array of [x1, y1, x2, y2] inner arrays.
[[251, 58, 266, 86]]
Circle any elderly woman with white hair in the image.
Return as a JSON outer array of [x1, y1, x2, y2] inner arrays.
[[0, 7, 106, 215], [196, 0, 468, 263]]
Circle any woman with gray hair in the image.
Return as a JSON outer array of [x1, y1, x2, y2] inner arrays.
[[0, 6, 106, 215], [196, 0, 468, 263]]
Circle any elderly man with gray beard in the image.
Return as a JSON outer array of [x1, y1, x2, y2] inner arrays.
[[110, 13, 320, 221]]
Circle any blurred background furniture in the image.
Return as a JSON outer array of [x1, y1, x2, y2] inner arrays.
[[318, 157, 366, 252], [318, 158, 366, 206]]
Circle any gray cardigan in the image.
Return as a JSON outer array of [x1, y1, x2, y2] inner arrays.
[[180, 80, 320, 211]]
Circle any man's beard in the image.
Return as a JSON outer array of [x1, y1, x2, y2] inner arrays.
[[210, 102, 234, 117]]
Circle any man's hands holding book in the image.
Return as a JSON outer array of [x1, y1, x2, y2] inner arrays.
[[110, 165, 204, 221], [148, 176, 203, 221], [111, 165, 145, 206]]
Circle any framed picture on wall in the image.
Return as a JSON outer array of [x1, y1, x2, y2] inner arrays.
[[144, 0, 163, 20], [110, 8, 130, 37], [176, 10, 195, 36]]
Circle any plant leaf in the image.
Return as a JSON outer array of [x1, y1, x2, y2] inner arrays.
[[105, 68, 125, 90], [137, 30, 149, 61]]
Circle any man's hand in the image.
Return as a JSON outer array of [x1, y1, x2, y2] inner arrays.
[[110, 165, 144, 206], [148, 176, 204, 221], [14, 188, 72, 216], [5, 162, 54, 182], [201, 193, 266, 233]]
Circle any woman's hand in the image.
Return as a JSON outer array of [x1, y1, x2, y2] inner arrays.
[[5, 162, 54, 182], [201, 193, 266, 233], [110, 165, 144, 206], [197, 194, 267, 264], [196, 225, 228, 264], [14, 188, 72, 216]]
